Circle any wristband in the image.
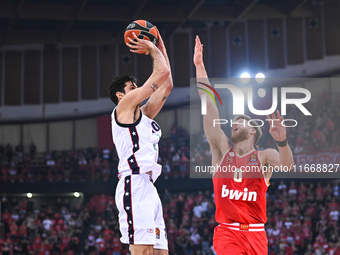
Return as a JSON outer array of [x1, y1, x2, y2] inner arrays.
[[276, 139, 287, 147]]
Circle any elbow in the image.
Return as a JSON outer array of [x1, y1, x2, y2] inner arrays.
[[161, 67, 171, 79], [158, 67, 171, 86], [287, 160, 294, 171], [167, 79, 174, 90], [279, 160, 294, 171]]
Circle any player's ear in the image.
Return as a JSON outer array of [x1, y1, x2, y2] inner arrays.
[[250, 128, 256, 134], [116, 91, 124, 101]]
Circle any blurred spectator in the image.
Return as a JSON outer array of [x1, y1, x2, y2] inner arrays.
[[42, 216, 53, 231]]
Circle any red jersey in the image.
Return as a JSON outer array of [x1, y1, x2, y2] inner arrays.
[[213, 147, 268, 224]]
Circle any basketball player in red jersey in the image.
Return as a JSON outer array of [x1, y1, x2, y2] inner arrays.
[[193, 35, 294, 255]]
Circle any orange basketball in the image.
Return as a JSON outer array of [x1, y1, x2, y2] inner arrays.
[[124, 20, 159, 54]]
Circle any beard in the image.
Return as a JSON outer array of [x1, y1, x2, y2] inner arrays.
[[231, 129, 249, 144]]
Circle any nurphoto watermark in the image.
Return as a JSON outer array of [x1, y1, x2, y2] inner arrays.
[[190, 78, 340, 179]]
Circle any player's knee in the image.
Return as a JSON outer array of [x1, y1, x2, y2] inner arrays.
[[130, 244, 153, 255], [153, 249, 168, 255]]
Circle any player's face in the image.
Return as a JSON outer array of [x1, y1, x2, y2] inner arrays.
[[124, 81, 137, 94], [231, 119, 252, 144], [120, 81, 141, 107]]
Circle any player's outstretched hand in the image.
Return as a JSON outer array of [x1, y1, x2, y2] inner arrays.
[[126, 32, 155, 55], [266, 110, 287, 142], [194, 35, 203, 67]]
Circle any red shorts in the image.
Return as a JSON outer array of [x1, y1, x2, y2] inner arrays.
[[213, 224, 268, 255]]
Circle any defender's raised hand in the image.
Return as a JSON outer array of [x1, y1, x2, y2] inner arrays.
[[194, 35, 203, 67], [266, 110, 287, 142]]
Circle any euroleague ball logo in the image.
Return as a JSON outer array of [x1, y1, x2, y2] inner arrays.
[[128, 23, 135, 29]]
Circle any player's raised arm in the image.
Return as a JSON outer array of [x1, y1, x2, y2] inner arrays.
[[141, 30, 173, 119], [194, 35, 230, 160], [262, 110, 294, 177], [117, 32, 170, 114]]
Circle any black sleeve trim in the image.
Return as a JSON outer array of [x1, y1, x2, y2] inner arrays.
[[114, 109, 142, 128]]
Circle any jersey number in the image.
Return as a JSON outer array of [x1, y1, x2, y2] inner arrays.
[[151, 121, 160, 133], [234, 168, 242, 182]]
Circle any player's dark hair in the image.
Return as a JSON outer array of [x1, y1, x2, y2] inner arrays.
[[233, 115, 263, 146], [108, 74, 137, 105]]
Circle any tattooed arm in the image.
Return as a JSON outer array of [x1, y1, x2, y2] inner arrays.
[[117, 32, 170, 122], [141, 30, 173, 119], [150, 83, 159, 92]]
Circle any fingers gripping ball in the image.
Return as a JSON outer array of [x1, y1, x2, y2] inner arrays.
[[124, 20, 159, 54]]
